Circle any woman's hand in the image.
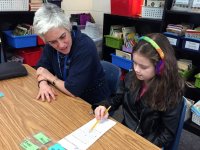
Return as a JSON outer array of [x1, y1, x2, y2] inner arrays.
[[36, 81, 57, 102], [37, 67, 54, 82], [94, 106, 109, 121]]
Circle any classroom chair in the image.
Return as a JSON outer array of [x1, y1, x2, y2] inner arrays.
[[100, 60, 121, 95], [168, 96, 187, 150]]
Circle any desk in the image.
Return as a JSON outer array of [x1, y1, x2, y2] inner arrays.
[[0, 65, 160, 150]]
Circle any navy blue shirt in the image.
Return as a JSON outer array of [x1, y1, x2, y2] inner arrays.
[[37, 27, 110, 104]]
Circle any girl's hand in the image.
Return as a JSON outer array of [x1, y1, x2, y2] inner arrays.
[[94, 106, 109, 121]]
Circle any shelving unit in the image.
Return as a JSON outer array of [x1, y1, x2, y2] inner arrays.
[[0, 11, 35, 63], [163, 2, 200, 71], [102, 0, 200, 136], [0, 1, 62, 64], [102, 13, 164, 61], [103, 0, 200, 64]]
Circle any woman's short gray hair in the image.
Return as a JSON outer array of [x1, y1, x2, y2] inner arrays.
[[33, 3, 71, 37]]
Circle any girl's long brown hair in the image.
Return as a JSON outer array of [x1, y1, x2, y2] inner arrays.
[[131, 33, 184, 111]]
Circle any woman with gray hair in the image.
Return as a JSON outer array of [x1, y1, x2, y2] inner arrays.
[[33, 3, 110, 104]]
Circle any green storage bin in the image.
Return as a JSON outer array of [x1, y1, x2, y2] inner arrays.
[[179, 69, 194, 80], [104, 35, 123, 49], [195, 73, 200, 88]]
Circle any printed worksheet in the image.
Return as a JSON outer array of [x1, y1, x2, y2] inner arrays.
[[58, 118, 116, 150]]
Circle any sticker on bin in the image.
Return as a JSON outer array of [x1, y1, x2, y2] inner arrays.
[[163, 32, 182, 47], [167, 37, 177, 46], [185, 41, 199, 51], [182, 37, 200, 52]]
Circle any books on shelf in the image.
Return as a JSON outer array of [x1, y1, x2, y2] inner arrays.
[[122, 26, 137, 48], [109, 25, 123, 38], [29, 0, 43, 11], [30, 0, 43, 3], [115, 49, 132, 60]]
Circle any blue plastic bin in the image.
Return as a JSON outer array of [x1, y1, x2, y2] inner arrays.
[[163, 32, 182, 47], [182, 37, 200, 53], [111, 53, 133, 70], [4, 30, 37, 48]]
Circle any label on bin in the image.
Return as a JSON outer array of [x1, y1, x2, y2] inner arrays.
[[167, 37, 177, 46], [185, 41, 199, 51]]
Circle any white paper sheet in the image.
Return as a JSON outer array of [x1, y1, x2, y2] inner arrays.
[[58, 118, 116, 150]]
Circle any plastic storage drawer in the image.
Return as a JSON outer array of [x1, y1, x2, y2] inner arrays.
[[111, 0, 142, 16], [105, 35, 123, 49], [0, 0, 29, 11], [111, 53, 133, 70], [4, 31, 37, 48], [17, 47, 42, 66], [164, 32, 182, 47]]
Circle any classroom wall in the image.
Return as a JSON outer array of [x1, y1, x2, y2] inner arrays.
[[61, 0, 111, 33], [91, 0, 111, 33], [62, 0, 92, 15]]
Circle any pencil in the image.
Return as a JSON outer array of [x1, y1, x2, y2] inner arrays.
[[89, 106, 111, 132]]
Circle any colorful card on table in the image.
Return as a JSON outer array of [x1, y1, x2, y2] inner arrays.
[[20, 139, 39, 150], [0, 92, 4, 98], [48, 143, 65, 150], [33, 132, 51, 144]]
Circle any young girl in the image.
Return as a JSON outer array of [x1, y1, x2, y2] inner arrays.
[[93, 33, 184, 149]]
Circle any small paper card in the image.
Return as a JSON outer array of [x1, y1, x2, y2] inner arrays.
[[0, 92, 4, 98], [20, 139, 39, 150], [33, 132, 51, 144]]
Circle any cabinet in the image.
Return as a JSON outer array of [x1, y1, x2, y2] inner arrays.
[[102, 0, 200, 136]]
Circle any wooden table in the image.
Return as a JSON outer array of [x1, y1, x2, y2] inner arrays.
[[0, 65, 160, 150]]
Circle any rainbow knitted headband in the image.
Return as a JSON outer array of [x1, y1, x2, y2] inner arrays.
[[139, 36, 165, 60], [139, 36, 165, 75]]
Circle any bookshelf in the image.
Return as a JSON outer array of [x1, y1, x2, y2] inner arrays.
[[102, 0, 200, 136], [0, 11, 35, 63]]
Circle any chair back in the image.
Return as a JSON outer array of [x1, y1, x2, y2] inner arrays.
[[170, 96, 187, 150], [100, 61, 121, 94]]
